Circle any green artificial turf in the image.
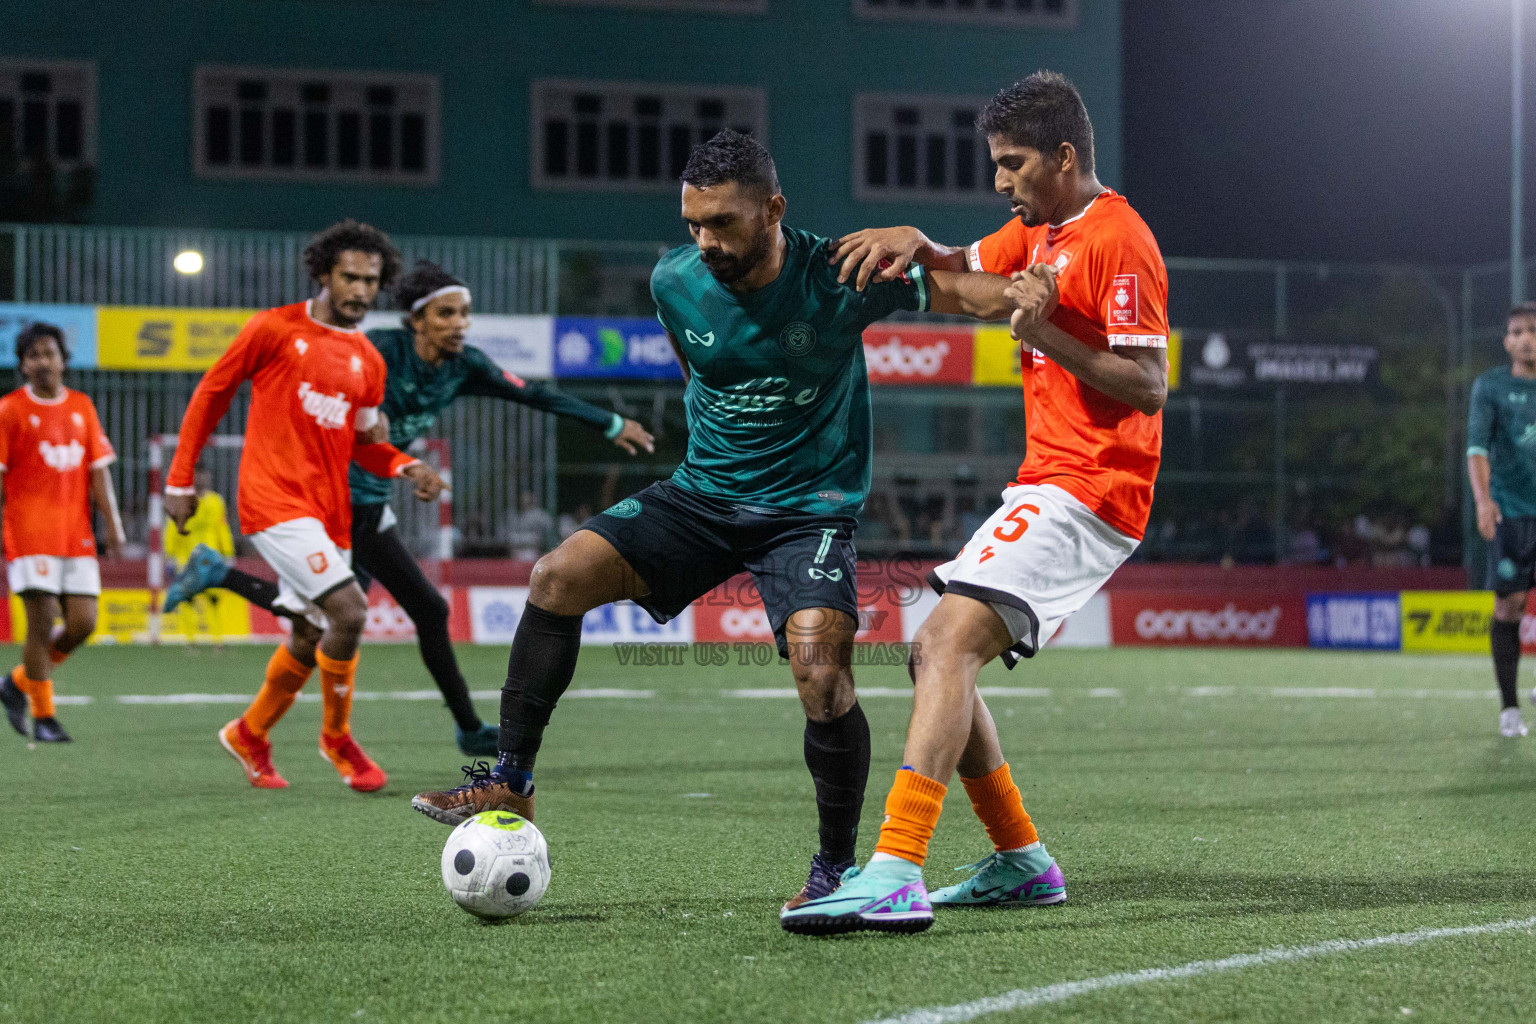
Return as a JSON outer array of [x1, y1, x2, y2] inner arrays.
[[2, 643, 1535, 1023]]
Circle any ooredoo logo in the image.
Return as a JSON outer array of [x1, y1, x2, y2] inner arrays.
[[863, 336, 951, 378], [720, 607, 772, 639], [1134, 603, 1282, 642]]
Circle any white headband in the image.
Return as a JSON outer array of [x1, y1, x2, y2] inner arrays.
[[410, 284, 471, 312]]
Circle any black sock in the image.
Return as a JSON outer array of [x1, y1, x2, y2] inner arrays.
[[496, 603, 584, 783], [1492, 619, 1521, 709], [804, 703, 870, 865], [217, 568, 285, 616], [409, 592, 481, 732]]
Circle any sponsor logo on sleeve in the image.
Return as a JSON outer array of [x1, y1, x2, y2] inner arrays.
[[1110, 274, 1140, 327]]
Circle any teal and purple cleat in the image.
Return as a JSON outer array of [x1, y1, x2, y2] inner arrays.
[[162, 544, 229, 614], [779, 857, 933, 935], [928, 844, 1067, 907]]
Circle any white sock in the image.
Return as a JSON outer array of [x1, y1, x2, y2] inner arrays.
[[869, 851, 922, 875], [1002, 841, 1043, 856]]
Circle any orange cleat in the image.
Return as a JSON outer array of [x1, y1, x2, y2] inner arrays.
[[218, 718, 289, 789], [320, 732, 387, 793]]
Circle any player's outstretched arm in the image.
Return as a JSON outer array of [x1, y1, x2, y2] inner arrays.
[[925, 269, 1016, 321], [465, 351, 655, 455], [90, 465, 126, 559], [830, 227, 969, 291], [165, 318, 268, 530]]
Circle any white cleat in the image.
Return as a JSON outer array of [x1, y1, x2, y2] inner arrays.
[[1499, 707, 1528, 738]]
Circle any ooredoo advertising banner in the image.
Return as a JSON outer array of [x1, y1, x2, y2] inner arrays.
[[1110, 590, 1308, 647], [862, 326, 974, 386]]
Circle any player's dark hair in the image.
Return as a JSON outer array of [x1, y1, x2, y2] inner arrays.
[[1509, 302, 1536, 324], [680, 129, 780, 198], [15, 322, 69, 366], [976, 70, 1095, 175], [396, 261, 469, 327], [301, 219, 402, 288]]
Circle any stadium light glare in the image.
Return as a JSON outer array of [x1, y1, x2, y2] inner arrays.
[[173, 250, 205, 275]]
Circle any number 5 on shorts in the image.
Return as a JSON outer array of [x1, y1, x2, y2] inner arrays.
[[993, 503, 1040, 543]]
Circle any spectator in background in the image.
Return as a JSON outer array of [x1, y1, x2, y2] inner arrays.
[[506, 490, 555, 560]]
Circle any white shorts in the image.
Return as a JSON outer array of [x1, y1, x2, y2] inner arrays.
[[248, 518, 355, 630], [930, 483, 1137, 666], [7, 555, 101, 597]]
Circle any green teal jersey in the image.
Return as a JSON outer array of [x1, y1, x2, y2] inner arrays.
[[650, 226, 929, 516], [348, 328, 619, 506], [1467, 366, 1536, 518]]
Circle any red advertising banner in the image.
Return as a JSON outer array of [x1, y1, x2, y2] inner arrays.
[[1109, 589, 1309, 647], [692, 576, 905, 645], [862, 326, 974, 386]]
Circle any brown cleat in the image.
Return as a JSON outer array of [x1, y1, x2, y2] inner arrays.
[[782, 853, 854, 912], [410, 761, 534, 826]]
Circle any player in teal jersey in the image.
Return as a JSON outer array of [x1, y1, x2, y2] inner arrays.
[[162, 261, 654, 755], [412, 130, 1017, 911], [1468, 302, 1536, 737]]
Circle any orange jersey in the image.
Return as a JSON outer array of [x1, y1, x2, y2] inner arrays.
[[167, 301, 415, 546], [968, 190, 1168, 539], [0, 386, 115, 559]]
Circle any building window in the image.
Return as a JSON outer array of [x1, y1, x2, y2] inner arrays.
[[534, 0, 766, 10], [194, 67, 439, 184], [854, 0, 1077, 28], [855, 94, 998, 203], [532, 81, 767, 192], [0, 60, 96, 167]]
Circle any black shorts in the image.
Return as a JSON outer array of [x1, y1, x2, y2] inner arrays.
[[1489, 515, 1536, 595], [581, 480, 858, 657]]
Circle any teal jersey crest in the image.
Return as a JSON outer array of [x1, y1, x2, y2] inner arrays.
[[349, 328, 616, 506], [650, 226, 928, 515], [1467, 366, 1536, 518]]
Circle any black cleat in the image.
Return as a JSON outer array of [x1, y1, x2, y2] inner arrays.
[[0, 676, 27, 736], [33, 717, 71, 743]]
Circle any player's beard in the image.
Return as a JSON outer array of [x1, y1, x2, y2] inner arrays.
[[700, 230, 771, 286]]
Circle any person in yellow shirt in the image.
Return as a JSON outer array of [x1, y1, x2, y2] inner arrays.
[[163, 463, 234, 644]]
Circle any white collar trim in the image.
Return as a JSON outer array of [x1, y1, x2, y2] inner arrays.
[[306, 298, 362, 333], [23, 384, 68, 406], [1050, 189, 1112, 230]]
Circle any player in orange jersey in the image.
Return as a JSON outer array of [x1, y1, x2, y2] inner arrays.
[[0, 322, 125, 743], [164, 220, 445, 791], [784, 72, 1169, 935]]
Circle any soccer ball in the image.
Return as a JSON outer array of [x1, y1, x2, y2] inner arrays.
[[440, 811, 551, 919]]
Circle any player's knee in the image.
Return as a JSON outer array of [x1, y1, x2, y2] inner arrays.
[[419, 587, 450, 626], [529, 548, 587, 613], [793, 660, 852, 721], [1496, 592, 1528, 622]]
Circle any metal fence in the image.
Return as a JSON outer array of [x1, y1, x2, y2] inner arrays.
[[8, 223, 1536, 571]]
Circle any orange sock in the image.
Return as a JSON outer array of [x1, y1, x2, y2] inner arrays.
[[317, 650, 359, 739], [961, 762, 1039, 852], [241, 646, 312, 740], [12, 665, 54, 719], [873, 768, 947, 867]]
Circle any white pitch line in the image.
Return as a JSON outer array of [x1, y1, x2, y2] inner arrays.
[[107, 689, 652, 706], [723, 687, 1052, 699], [864, 916, 1536, 1024]]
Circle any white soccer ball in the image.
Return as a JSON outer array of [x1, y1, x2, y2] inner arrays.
[[440, 811, 550, 919]]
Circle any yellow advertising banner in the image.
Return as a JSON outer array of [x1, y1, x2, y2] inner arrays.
[[972, 325, 1024, 387], [972, 327, 1183, 389], [1399, 590, 1495, 653], [10, 588, 252, 645], [97, 307, 257, 370]]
